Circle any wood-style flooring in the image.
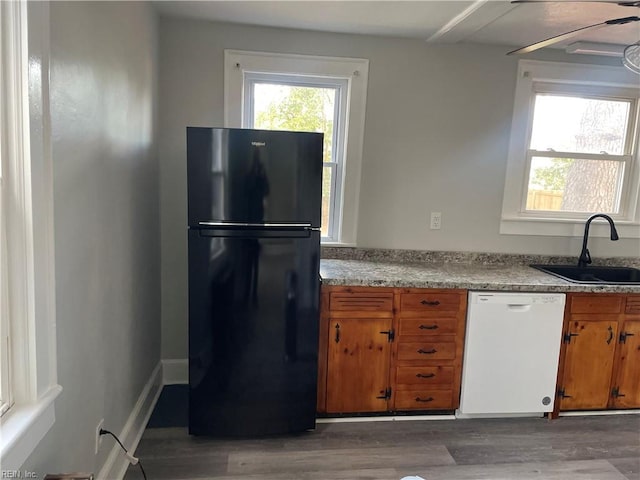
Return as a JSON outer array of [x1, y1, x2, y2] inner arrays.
[[124, 414, 640, 480]]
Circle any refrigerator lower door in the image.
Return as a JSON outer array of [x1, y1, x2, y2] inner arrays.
[[188, 228, 320, 436]]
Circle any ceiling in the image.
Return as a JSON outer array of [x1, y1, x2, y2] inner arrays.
[[153, 0, 640, 52]]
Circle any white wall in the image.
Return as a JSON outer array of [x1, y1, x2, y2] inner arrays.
[[22, 1, 160, 475], [158, 16, 640, 360]]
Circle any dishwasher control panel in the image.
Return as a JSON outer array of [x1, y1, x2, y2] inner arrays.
[[474, 293, 565, 305]]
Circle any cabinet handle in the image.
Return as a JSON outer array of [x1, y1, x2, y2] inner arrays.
[[416, 373, 436, 379], [334, 323, 340, 343], [420, 300, 440, 306], [606, 326, 613, 345], [415, 396, 434, 403], [419, 324, 438, 330], [417, 348, 437, 355]]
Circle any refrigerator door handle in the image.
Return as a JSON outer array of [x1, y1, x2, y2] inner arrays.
[[284, 271, 298, 362], [198, 221, 313, 230]]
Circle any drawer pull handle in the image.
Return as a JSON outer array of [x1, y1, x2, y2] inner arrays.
[[417, 348, 437, 355], [419, 324, 438, 330], [415, 396, 434, 403], [416, 373, 435, 379], [420, 300, 441, 306]]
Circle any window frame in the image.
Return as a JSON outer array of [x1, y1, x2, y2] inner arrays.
[[243, 72, 348, 241], [224, 50, 369, 245], [0, 0, 11, 416], [0, 78, 13, 419], [0, 0, 61, 470], [501, 60, 640, 237]]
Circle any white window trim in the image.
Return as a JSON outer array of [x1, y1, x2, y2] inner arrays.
[[0, 1, 60, 470], [0, 219, 11, 417], [501, 60, 640, 238], [224, 50, 369, 246]]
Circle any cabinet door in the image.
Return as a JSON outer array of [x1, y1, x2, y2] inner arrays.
[[559, 319, 618, 410], [611, 320, 640, 408], [326, 317, 392, 413]]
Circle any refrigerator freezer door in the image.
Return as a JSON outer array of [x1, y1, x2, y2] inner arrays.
[[188, 228, 320, 436], [187, 127, 323, 228]]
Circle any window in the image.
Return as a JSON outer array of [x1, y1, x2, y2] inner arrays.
[[245, 74, 347, 239], [225, 50, 369, 244], [501, 60, 640, 237], [1, 0, 60, 470], [0, 0, 17, 420]]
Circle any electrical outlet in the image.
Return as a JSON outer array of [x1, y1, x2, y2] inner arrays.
[[95, 419, 104, 454], [430, 212, 442, 230]]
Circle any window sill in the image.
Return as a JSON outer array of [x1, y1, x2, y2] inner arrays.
[[0, 384, 62, 470], [321, 241, 357, 247], [500, 216, 640, 238]]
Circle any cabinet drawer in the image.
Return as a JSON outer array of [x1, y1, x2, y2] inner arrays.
[[570, 296, 623, 314], [626, 296, 640, 314], [397, 342, 456, 361], [394, 389, 453, 410], [329, 292, 393, 312], [395, 366, 454, 387], [398, 318, 457, 336], [400, 293, 460, 312]]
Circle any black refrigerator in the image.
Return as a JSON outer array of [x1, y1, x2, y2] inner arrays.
[[186, 127, 323, 437]]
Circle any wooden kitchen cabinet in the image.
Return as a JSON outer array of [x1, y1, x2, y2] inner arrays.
[[323, 287, 395, 414], [557, 318, 618, 410], [611, 318, 640, 408], [318, 286, 467, 414], [555, 294, 640, 414], [391, 288, 467, 411], [326, 316, 392, 412]]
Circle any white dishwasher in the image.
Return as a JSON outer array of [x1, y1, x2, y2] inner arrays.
[[457, 291, 565, 418]]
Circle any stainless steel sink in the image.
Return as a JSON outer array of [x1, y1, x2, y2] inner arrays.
[[530, 264, 640, 284]]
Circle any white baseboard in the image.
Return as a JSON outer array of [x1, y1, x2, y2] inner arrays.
[[560, 409, 640, 417], [455, 410, 547, 419], [317, 414, 455, 423], [161, 358, 188, 385], [96, 362, 163, 480]]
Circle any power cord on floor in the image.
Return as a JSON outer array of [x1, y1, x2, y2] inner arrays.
[[99, 428, 148, 479]]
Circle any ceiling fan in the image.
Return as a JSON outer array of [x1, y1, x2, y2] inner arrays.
[[507, 0, 640, 74]]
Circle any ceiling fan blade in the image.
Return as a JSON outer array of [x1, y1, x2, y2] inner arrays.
[[507, 16, 639, 55], [512, 0, 640, 6], [508, 21, 608, 54]]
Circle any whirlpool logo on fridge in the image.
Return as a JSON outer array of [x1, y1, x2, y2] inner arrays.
[[251, 141, 266, 147]]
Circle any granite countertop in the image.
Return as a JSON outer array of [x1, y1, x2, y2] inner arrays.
[[320, 255, 640, 293]]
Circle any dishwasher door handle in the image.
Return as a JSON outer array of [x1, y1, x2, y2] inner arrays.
[[506, 304, 532, 312]]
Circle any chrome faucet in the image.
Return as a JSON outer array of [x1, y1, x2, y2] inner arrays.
[[578, 214, 619, 268]]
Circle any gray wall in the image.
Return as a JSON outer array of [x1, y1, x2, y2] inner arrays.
[[157, 17, 640, 360], [23, 1, 160, 475]]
